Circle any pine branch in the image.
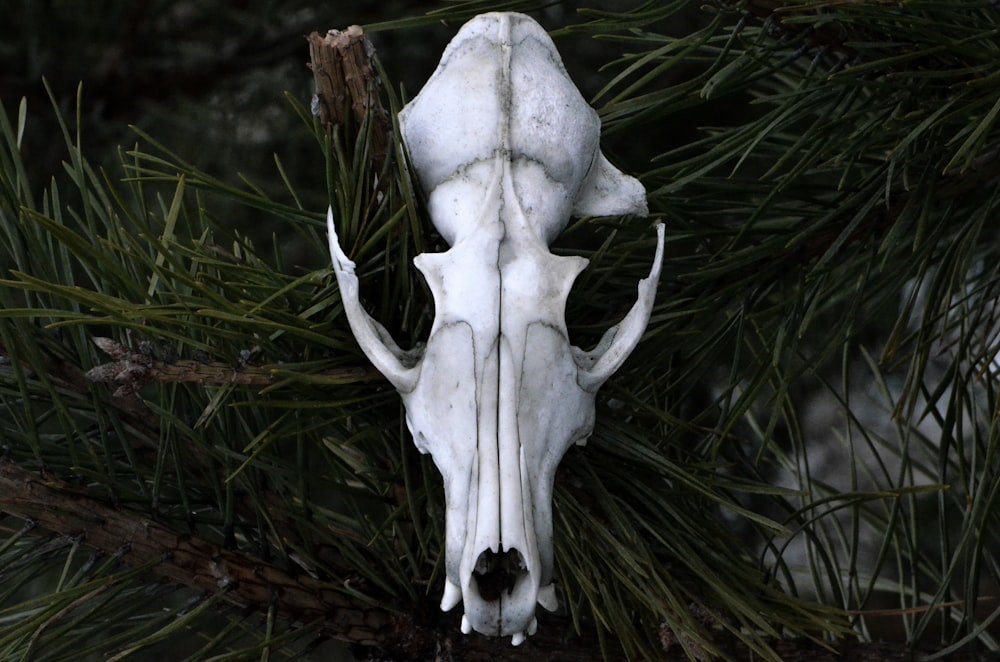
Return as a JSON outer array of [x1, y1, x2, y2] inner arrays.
[[0, 463, 962, 662], [0, 463, 627, 661], [0, 462, 390, 644], [5, 2, 1000, 659], [790, 143, 1000, 269]]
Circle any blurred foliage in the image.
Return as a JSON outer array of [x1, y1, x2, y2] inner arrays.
[[2, 0, 1000, 660]]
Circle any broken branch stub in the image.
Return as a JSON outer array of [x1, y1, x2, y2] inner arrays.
[[308, 26, 389, 168]]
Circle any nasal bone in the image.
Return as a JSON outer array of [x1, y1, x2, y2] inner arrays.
[[455, 443, 552, 639]]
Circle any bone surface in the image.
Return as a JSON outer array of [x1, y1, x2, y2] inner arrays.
[[328, 11, 663, 644]]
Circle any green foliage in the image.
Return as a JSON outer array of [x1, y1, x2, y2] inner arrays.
[[2, 1, 1000, 660]]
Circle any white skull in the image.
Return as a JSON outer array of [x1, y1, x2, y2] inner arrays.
[[327, 12, 663, 644]]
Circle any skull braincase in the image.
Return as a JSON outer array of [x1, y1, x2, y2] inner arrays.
[[327, 12, 663, 644]]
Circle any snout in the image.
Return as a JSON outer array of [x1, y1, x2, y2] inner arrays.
[[461, 545, 540, 642]]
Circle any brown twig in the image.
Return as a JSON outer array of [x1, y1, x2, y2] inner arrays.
[[85, 336, 372, 397]]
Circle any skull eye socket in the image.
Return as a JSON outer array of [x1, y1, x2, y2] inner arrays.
[[472, 547, 527, 602]]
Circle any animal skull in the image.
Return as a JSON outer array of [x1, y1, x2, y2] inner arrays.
[[327, 12, 664, 644]]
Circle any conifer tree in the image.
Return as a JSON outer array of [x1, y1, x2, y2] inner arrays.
[[2, 1, 1000, 660]]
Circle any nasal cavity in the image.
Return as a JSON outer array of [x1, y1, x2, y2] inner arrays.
[[472, 547, 526, 602]]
